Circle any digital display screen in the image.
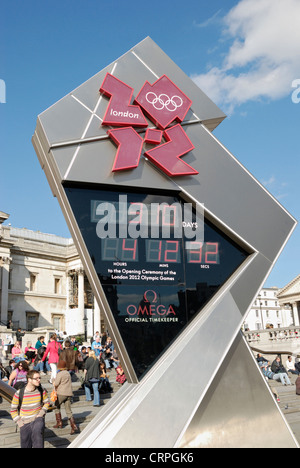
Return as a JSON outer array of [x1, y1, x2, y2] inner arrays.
[[66, 185, 248, 379]]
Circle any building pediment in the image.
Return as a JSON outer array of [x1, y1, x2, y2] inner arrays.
[[278, 274, 300, 300]]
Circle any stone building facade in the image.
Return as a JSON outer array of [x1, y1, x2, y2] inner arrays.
[[277, 274, 300, 327], [0, 212, 102, 337]]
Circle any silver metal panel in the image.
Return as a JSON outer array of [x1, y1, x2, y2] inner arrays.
[[70, 290, 246, 448], [32, 37, 298, 448], [38, 94, 93, 145], [132, 38, 226, 127], [178, 333, 298, 449]]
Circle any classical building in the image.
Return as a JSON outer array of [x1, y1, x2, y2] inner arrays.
[[243, 275, 300, 331], [243, 287, 284, 331], [0, 212, 103, 336], [277, 274, 300, 327], [243, 283, 300, 332]]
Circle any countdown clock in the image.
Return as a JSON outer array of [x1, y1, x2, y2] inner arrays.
[[32, 38, 297, 448], [66, 184, 248, 378]]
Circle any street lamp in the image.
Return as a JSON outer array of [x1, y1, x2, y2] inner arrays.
[[83, 314, 88, 342], [258, 294, 264, 330]]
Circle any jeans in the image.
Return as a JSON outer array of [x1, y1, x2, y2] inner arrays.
[[84, 381, 100, 406], [33, 361, 50, 373], [273, 372, 292, 385], [20, 417, 45, 448]]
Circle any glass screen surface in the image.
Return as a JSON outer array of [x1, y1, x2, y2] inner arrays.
[[65, 185, 248, 379]]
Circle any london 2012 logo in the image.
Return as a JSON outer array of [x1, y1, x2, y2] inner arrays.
[[99, 74, 198, 177]]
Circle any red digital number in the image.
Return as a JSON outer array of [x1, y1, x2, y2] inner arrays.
[[122, 239, 137, 261], [205, 243, 219, 264], [187, 242, 203, 263], [164, 241, 179, 263]]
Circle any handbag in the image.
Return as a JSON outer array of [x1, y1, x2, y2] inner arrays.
[[50, 389, 58, 402]]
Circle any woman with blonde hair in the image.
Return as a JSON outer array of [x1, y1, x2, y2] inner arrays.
[[11, 341, 23, 361], [84, 350, 101, 406]]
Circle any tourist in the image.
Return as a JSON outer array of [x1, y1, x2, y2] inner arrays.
[[296, 374, 300, 396], [99, 361, 113, 393], [53, 360, 79, 434], [11, 341, 23, 361], [110, 349, 120, 369], [35, 336, 47, 350], [84, 351, 101, 406], [8, 361, 29, 390], [41, 333, 62, 384], [271, 356, 291, 383], [116, 364, 126, 385], [101, 332, 107, 346], [25, 341, 37, 362], [33, 347, 50, 375], [4, 359, 15, 379], [286, 356, 300, 375], [78, 346, 88, 370], [16, 328, 25, 346], [102, 343, 113, 369], [10, 370, 49, 448], [58, 339, 78, 375], [91, 336, 102, 358], [260, 361, 292, 386], [256, 353, 268, 364]]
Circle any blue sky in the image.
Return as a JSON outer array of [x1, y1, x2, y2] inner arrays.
[[1, 0, 299, 289]]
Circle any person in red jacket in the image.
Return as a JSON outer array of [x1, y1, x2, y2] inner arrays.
[[42, 334, 62, 384]]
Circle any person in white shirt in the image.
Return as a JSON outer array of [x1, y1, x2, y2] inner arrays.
[[286, 356, 300, 375]]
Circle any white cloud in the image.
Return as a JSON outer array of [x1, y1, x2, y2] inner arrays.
[[261, 175, 289, 200], [192, 0, 300, 113]]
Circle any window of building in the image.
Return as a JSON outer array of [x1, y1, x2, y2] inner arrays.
[[30, 274, 37, 292], [8, 268, 12, 290], [52, 314, 64, 331], [26, 312, 39, 331], [54, 277, 62, 294]]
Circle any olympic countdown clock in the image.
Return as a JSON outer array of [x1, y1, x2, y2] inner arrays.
[[65, 185, 248, 378], [32, 38, 298, 448]]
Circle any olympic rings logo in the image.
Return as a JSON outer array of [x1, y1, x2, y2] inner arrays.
[[145, 92, 183, 112]]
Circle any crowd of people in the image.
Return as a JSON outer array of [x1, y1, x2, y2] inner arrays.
[[256, 353, 300, 402], [0, 330, 127, 448]]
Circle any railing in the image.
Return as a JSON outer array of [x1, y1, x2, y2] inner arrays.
[[0, 379, 16, 403], [244, 326, 300, 345]]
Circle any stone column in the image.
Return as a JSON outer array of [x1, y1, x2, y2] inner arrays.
[[292, 302, 300, 327], [78, 268, 85, 335], [0, 257, 11, 325], [94, 297, 101, 336]]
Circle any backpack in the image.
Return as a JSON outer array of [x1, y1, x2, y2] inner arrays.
[[17, 385, 44, 414]]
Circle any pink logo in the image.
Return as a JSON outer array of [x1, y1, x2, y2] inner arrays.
[[99, 74, 198, 177], [134, 75, 192, 130]]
